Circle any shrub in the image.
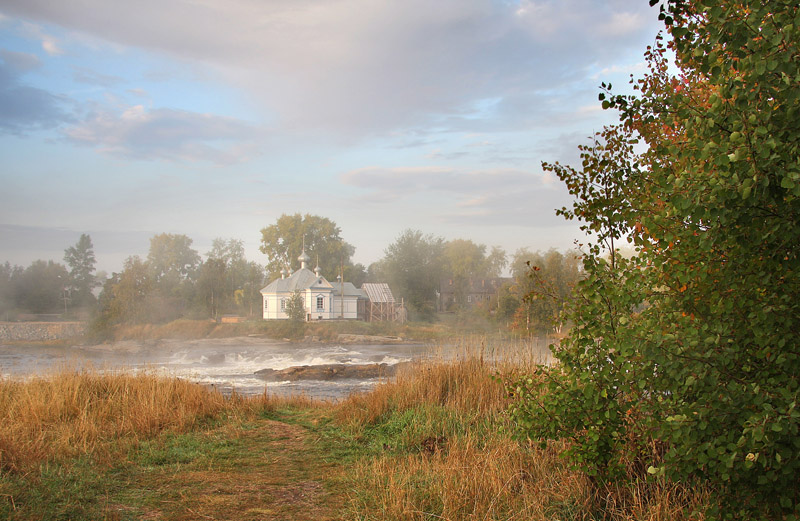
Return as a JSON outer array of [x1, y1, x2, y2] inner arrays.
[[509, 1, 800, 518]]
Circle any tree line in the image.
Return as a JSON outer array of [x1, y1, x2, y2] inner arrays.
[[0, 234, 267, 328], [2, 214, 582, 335], [0, 234, 98, 319], [256, 213, 583, 330]]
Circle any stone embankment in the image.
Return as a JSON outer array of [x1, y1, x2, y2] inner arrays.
[[0, 322, 86, 342]]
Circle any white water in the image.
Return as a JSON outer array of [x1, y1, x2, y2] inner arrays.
[[0, 337, 430, 400]]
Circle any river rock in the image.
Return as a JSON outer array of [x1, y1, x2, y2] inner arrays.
[[254, 362, 399, 381]]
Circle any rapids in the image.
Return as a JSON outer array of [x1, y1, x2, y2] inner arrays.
[[0, 337, 430, 400]]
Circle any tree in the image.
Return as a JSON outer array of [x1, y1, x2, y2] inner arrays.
[[343, 263, 368, 288], [508, 248, 582, 334], [13, 260, 69, 314], [485, 246, 508, 278], [0, 262, 22, 319], [195, 258, 227, 319], [510, 1, 800, 517], [284, 290, 306, 339], [105, 256, 152, 325], [204, 238, 250, 315], [259, 214, 355, 280], [378, 229, 445, 320], [207, 237, 246, 267], [63, 233, 97, 308], [147, 233, 200, 297], [236, 261, 266, 317], [441, 240, 507, 310]]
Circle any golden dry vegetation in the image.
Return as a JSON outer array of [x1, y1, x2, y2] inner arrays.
[[0, 338, 711, 520]]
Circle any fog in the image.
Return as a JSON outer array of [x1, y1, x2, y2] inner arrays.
[[0, 337, 430, 399]]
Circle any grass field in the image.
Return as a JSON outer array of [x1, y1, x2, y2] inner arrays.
[[0, 338, 710, 520]]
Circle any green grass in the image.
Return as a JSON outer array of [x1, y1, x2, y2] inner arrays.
[[0, 407, 349, 521]]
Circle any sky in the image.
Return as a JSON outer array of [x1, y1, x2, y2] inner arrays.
[[0, 0, 664, 275]]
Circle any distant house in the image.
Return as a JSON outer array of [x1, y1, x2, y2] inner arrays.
[[438, 277, 511, 312], [260, 249, 367, 321]]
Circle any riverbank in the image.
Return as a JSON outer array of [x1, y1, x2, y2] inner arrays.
[[1, 317, 476, 346], [0, 341, 711, 520]]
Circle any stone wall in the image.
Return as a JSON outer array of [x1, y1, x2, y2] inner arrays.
[[0, 322, 86, 342]]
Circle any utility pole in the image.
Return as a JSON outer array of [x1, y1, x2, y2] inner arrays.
[[340, 259, 344, 319], [62, 287, 69, 316]]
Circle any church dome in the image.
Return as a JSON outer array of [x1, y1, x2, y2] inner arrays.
[[298, 250, 311, 269]]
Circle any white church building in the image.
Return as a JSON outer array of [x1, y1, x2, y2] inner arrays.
[[260, 249, 367, 321]]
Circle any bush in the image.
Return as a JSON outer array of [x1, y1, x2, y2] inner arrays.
[[509, 1, 800, 518]]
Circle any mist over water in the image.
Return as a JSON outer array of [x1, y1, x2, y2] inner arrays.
[[0, 337, 430, 400]]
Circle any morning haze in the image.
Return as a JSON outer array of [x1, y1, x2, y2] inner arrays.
[[6, 0, 792, 519]]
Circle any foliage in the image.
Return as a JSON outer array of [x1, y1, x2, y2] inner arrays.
[[0, 262, 22, 318], [194, 258, 227, 319], [201, 239, 265, 318], [508, 248, 583, 334], [259, 213, 356, 280], [100, 256, 152, 326], [63, 233, 97, 309], [237, 261, 266, 317], [12, 260, 69, 314], [91, 235, 266, 332], [441, 240, 507, 310], [510, 1, 800, 518], [146, 233, 200, 297], [284, 290, 307, 338], [373, 229, 446, 320], [206, 237, 246, 267]]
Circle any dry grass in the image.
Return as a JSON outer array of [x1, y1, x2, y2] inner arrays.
[[335, 337, 710, 521], [0, 367, 306, 474], [335, 357, 507, 429], [0, 337, 712, 520], [336, 336, 550, 428], [350, 434, 591, 521], [351, 443, 710, 520]]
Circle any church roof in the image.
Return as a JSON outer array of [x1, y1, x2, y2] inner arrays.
[[260, 268, 332, 294], [332, 282, 367, 298]]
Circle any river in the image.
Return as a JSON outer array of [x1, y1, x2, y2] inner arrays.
[[0, 337, 431, 400]]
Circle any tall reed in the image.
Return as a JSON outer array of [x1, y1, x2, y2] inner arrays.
[[336, 336, 709, 520], [0, 368, 243, 473]]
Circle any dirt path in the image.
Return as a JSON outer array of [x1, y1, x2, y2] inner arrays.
[[107, 418, 345, 521]]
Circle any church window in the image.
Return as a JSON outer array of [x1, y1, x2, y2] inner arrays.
[[316, 296, 324, 310]]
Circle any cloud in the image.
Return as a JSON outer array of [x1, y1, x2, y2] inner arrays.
[[21, 22, 64, 55], [591, 61, 647, 80], [0, 57, 71, 133], [0, 0, 663, 138], [599, 11, 645, 38], [341, 165, 570, 226], [127, 88, 149, 98], [72, 66, 123, 87], [0, 49, 42, 71], [63, 103, 262, 164]]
